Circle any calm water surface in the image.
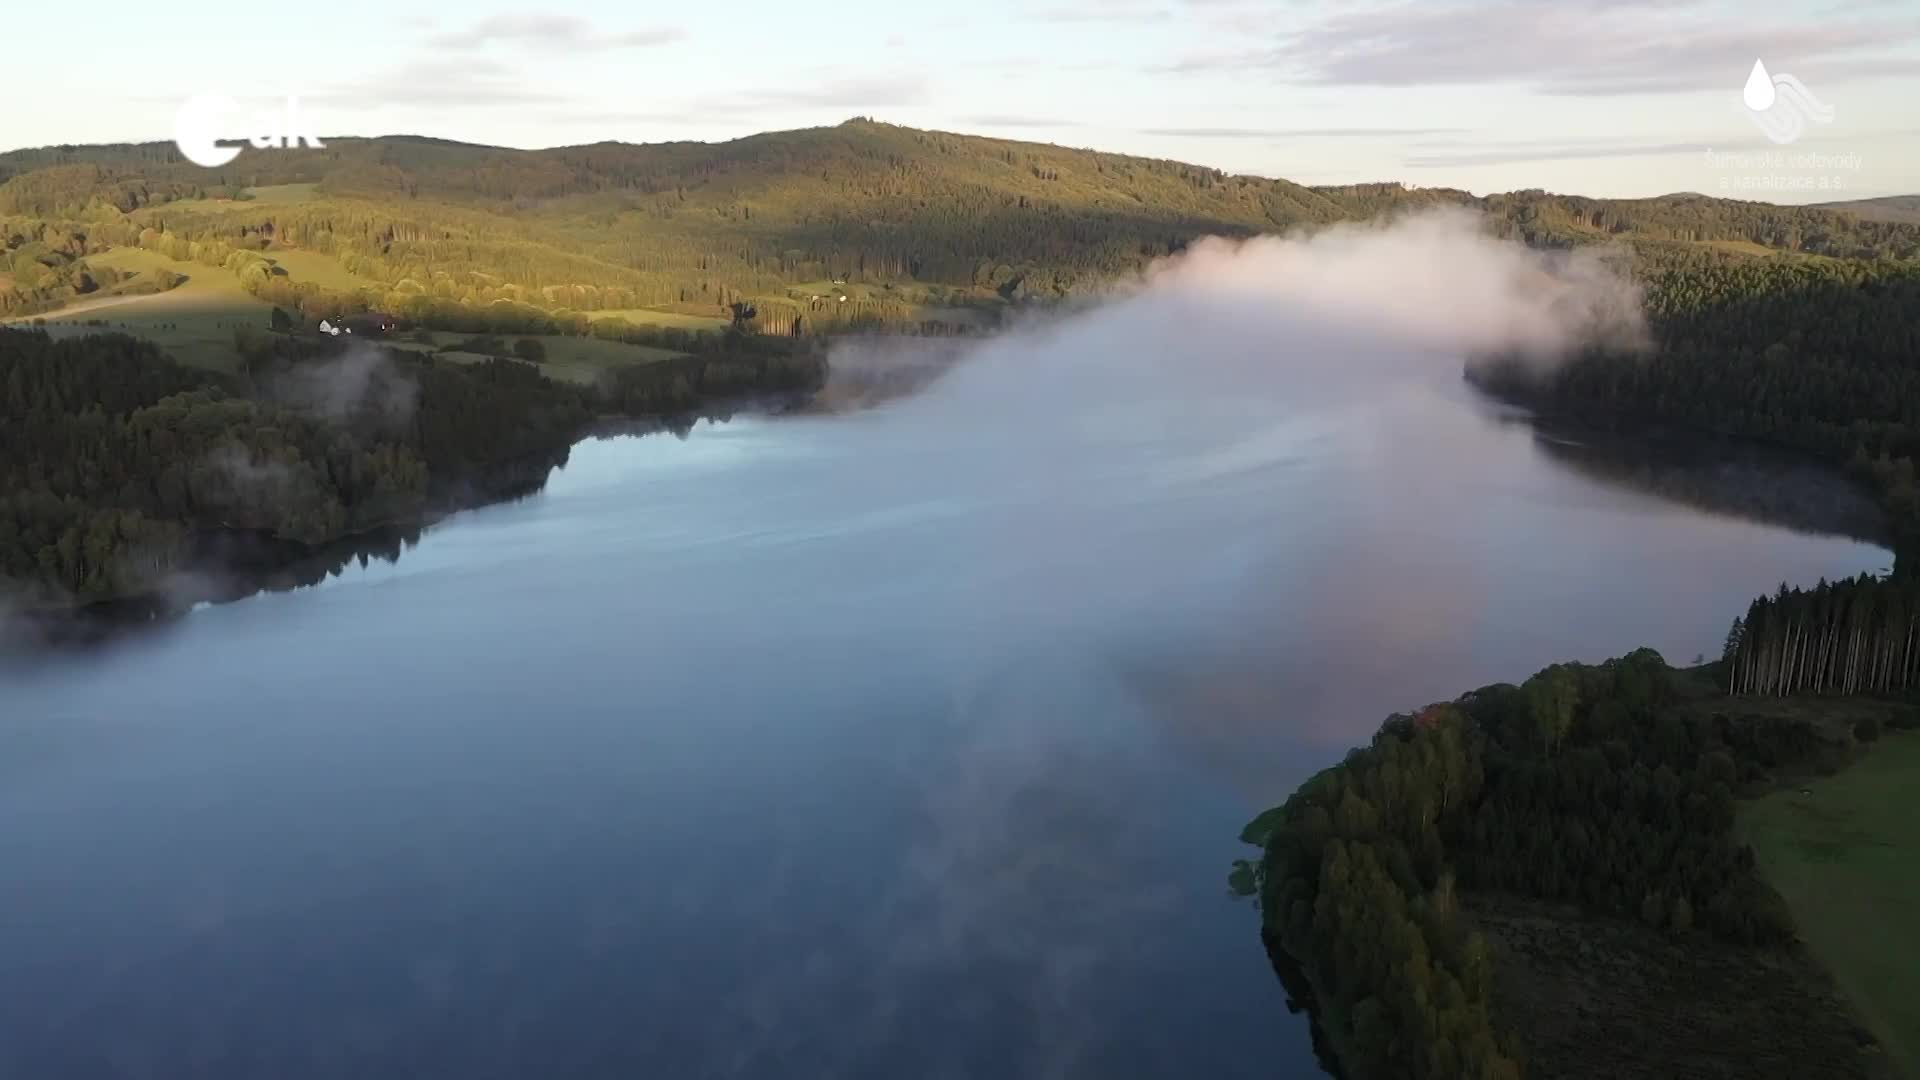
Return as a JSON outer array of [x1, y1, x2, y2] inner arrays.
[[1, 366, 1889, 1078]]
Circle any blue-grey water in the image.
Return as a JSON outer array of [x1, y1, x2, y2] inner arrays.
[[0, 366, 1890, 1079]]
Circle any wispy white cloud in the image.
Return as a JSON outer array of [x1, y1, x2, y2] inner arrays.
[[431, 15, 684, 51], [1404, 126, 1920, 167], [316, 58, 565, 109], [1030, 1, 1172, 23], [1140, 125, 1466, 138], [540, 74, 930, 127], [1407, 140, 1712, 168], [965, 115, 1086, 129], [1157, 0, 1920, 96], [772, 75, 930, 110]]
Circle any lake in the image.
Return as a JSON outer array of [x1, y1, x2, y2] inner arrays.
[[0, 346, 1890, 1079]]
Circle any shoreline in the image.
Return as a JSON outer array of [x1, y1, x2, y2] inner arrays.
[[1465, 368, 1917, 573], [1, 387, 823, 652]]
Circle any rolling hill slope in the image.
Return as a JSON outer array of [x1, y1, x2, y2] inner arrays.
[[1813, 195, 1920, 225], [4, 120, 1918, 334]]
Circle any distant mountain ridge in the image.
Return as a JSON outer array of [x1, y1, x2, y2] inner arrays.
[[1813, 195, 1920, 225], [2, 120, 1916, 323]]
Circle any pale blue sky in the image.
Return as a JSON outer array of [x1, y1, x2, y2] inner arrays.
[[4, 0, 1916, 200]]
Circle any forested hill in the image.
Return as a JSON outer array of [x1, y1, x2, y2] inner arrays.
[[0, 122, 1368, 306], [4, 120, 1918, 318], [5, 121, 1918, 584]]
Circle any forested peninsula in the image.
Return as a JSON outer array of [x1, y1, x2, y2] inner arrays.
[[0, 326, 821, 638]]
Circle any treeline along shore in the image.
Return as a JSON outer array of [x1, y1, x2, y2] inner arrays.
[[0, 325, 824, 643], [1470, 254, 1920, 577]]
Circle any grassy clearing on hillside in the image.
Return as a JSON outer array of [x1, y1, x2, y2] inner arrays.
[[79, 247, 195, 277], [776, 279, 999, 317], [592, 307, 728, 330], [1692, 238, 1780, 257], [10, 247, 681, 380], [3, 249, 271, 371], [241, 183, 319, 204], [1743, 729, 1920, 1077], [387, 329, 684, 385], [783, 280, 908, 303], [263, 248, 384, 291], [147, 183, 321, 214], [538, 334, 682, 366]]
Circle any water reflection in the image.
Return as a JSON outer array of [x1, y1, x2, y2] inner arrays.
[[8, 394, 1888, 663], [1528, 421, 1889, 549], [4, 523, 427, 651], [0, 375, 1890, 1080]]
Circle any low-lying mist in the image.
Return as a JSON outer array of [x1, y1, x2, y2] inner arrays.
[[266, 344, 420, 428], [825, 208, 1645, 416]]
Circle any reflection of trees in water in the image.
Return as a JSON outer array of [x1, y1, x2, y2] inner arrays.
[[9, 397, 804, 653], [9, 521, 429, 650], [1529, 421, 1889, 547], [1264, 934, 1345, 1080], [7, 448, 571, 650]]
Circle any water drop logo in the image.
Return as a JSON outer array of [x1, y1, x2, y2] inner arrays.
[[1742, 59, 1833, 145], [173, 94, 245, 168], [172, 94, 325, 168]]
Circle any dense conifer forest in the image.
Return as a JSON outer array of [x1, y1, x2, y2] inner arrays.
[[1727, 576, 1920, 696], [1473, 256, 1920, 571], [0, 327, 821, 613]]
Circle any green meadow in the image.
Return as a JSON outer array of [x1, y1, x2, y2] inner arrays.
[[3, 248, 272, 371], [1743, 728, 1920, 1077], [241, 182, 321, 204], [591, 307, 729, 331], [262, 247, 386, 292], [388, 329, 685, 386], [5, 247, 696, 380]]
